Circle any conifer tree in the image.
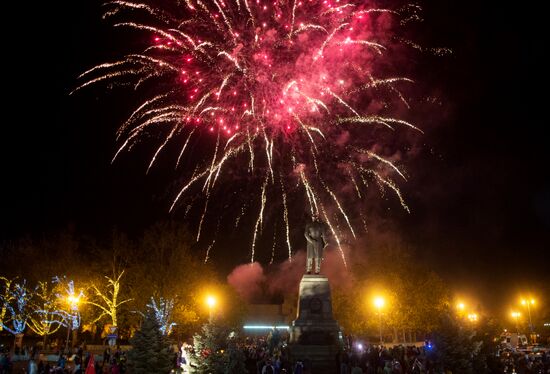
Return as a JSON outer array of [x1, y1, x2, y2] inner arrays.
[[428, 313, 481, 374], [191, 321, 247, 374], [128, 308, 173, 374]]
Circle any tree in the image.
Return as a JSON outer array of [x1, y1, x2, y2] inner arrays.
[[223, 336, 248, 374], [130, 222, 219, 336], [191, 321, 247, 374], [84, 231, 138, 340], [428, 312, 482, 374], [471, 318, 505, 374], [147, 297, 176, 335], [332, 242, 450, 340], [27, 281, 65, 344], [0, 276, 17, 332], [53, 276, 84, 330], [0, 280, 29, 336], [53, 276, 85, 349], [128, 308, 173, 374], [87, 270, 132, 329], [191, 321, 228, 373]]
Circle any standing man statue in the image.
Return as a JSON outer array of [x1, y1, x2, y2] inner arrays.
[[305, 216, 328, 274]]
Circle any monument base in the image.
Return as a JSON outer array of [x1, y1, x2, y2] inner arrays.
[[288, 275, 343, 373], [288, 344, 340, 374]]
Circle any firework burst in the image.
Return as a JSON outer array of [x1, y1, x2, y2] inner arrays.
[[75, 0, 431, 265]]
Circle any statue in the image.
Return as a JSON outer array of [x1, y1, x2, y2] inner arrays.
[[304, 217, 328, 274]]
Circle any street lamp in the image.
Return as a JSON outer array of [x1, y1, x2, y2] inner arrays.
[[456, 302, 466, 319], [65, 295, 81, 352], [467, 313, 478, 323], [373, 296, 385, 344], [511, 312, 521, 334], [67, 296, 80, 309], [520, 299, 535, 332], [206, 295, 217, 321]]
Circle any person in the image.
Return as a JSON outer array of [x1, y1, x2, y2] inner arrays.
[[383, 361, 392, 374], [262, 359, 275, 374], [57, 354, 66, 369], [304, 217, 328, 274], [103, 347, 111, 368], [350, 362, 363, 374], [339, 351, 349, 374], [73, 361, 82, 374], [28, 358, 38, 374], [268, 328, 281, 354], [110, 359, 120, 374], [293, 360, 304, 374], [94, 360, 103, 374]]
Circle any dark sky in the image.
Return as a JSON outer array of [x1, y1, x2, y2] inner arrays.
[[2, 0, 549, 311]]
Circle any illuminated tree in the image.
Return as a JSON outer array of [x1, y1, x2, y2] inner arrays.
[[0, 280, 29, 335], [191, 321, 229, 373], [0, 276, 17, 332], [27, 281, 65, 343], [53, 276, 84, 330], [147, 297, 176, 336], [130, 222, 219, 335], [191, 321, 247, 374], [87, 270, 132, 329], [128, 308, 173, 374]]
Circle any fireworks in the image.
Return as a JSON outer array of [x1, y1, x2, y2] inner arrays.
[[75, 0, 428, 264]]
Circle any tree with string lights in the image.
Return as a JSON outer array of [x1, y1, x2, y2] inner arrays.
[[147, 297, 176, 336], [86, 270, 132, 332], [128, 307, 173, 374], [27, 281, 66, 345], [0, 280, 30, 351], [0, 276, 17, 333]]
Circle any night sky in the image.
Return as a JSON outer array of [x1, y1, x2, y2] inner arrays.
[[2, 0, 548, 311]]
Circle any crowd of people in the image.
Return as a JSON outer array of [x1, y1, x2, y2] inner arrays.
[[235, 336, 434, 374], [500, 349, 550, 374], [177, 329, 444, 373], [0, 344, 128, 374], [179, 329, 550, 374], [2, 333, 550, 373]]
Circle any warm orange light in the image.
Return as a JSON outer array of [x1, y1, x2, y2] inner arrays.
[[374, 296, 385, 309], [521, 298, 535, 305], [206, 295, 217, 308], [67, 295, 80, 305], [457, 302, 465, 311], [511, 311, 521, 318], [467, 313, 478, 322]]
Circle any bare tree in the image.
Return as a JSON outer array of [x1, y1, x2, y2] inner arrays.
[[27, 281, 66, 344], [87, 270, 132, 329], [0, 277, 17, 332]]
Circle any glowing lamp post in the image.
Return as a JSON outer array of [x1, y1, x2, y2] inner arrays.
[[520, 299, 535, 333], [67, 295, 80, 308], [206, 295, 217, 322], [467, 313, 478, 324], [511, 312, 521, 334], [65, 295, 80, 352], [373, 296, 385, 344]]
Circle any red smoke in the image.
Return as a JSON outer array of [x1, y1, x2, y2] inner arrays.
[[226, 262, 266, 302], [227, 247, 353, 303]]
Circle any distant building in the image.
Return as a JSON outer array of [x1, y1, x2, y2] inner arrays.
[[242, 298, 296, 334]]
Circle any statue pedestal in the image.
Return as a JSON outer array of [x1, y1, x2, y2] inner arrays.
[[288, 275, 342, 373]]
